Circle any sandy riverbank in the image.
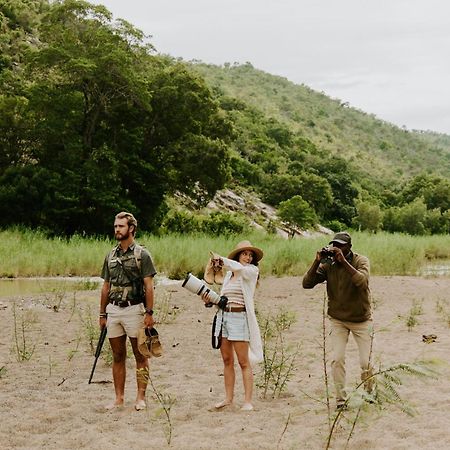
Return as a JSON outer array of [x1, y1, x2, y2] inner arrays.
[[1, 275, 450, 449]]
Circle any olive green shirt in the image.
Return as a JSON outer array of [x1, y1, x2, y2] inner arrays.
[[101, 243, 156, 300], [302, 252, 371, 322]]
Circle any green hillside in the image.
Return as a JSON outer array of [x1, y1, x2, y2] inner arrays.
[[2, 0, 450, 236], [192, 62, 450, 183]]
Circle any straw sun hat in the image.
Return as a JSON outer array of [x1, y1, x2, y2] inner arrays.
[[227, 240, 264, 262]]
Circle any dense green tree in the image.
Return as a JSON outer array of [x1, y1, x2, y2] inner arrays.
[[0, 0, 232, 234], [383, 198, 428, 235], [352, 201, 383, 232], [278, 195, 317, 238], [310, 157, 358, 226], [260, 173, 303, 206], [400, 173, 450, 212], [296, 172, 333, 217]]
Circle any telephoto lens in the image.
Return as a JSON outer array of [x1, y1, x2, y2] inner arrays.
[[182, 273, 228, 309], [182, 273, 221, 303]]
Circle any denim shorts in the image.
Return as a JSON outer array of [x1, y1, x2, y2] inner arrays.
[[215, 311, 250, 342]]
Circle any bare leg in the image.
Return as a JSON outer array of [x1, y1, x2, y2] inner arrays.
[[216, 338, 234, 408], [109, 335, 127, 407], [233, 341, 253, 409], [130, 336, 149, 409]]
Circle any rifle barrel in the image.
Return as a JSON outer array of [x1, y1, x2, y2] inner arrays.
[[88, 327, 107, 384]]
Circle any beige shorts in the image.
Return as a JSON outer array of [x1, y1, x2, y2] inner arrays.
[[105, 303, 145, 339]]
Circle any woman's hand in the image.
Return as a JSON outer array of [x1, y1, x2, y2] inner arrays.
[[210, 252, 223, 272], [201, 291, 212, 304]]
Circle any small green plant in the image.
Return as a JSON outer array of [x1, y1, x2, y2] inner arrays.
[[371, 294, 382, 310], [78, 306, 98, 355], [138, 369, 176, 445], [42, 287, 67, 312], [155, 289, 180, 324], [257, 309, 300, 398], [435, 299, 450, 327], [405, 298, 423, 331], [67, 334, 82, 361], [410, 298, 424, 316], [12, 301, 38, 362], [325, 361, 437, 450], [67, 292, 78, 323], [321, 294, 332, 424], [0, 366, 6, 378], [48, 355, 57, 377], [405, 313, 418, 331], [73, 279, 100, 291]]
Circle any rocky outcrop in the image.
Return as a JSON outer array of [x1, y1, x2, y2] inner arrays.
[[205, 188, 332, 239]]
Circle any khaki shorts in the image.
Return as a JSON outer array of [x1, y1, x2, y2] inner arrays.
[[105, 303, 145, 339]]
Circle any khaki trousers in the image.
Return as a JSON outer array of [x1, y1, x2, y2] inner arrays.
[[329, 318, 374, 404]]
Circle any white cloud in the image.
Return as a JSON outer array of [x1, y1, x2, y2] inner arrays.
[[90, 0, 450, 134]]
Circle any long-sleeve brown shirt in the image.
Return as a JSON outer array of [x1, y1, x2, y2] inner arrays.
[[302, 252, 371, 322]]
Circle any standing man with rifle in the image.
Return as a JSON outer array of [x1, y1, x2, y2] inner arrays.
[[99, 211, 157, 411]]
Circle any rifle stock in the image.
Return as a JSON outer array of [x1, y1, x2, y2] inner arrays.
[[88, 326, 107, 384]]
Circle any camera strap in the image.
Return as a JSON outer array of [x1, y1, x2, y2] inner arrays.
[[211, 311, 223, 349]]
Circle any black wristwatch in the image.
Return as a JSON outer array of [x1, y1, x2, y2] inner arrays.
[[145, 308, 154, 316]]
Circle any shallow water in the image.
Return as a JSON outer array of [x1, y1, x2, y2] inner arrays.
[[418, 260, 450, 277], [0, 275, 178, 298], [0, 263, 448, 297], [0, 277, 102, 298]]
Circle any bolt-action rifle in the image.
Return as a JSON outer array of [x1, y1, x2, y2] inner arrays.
[[88, 326, 107, 384]]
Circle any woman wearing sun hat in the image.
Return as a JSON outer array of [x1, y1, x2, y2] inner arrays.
[[203, 240, 264, 411]]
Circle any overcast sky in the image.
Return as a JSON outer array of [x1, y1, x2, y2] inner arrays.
[[91, 0, 450, 135]]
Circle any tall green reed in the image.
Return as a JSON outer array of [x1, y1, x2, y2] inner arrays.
[[2, 228, 450, 278]]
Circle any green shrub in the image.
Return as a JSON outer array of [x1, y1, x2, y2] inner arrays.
[[161, 210, 200, 234], [200, 211, 249, 235]]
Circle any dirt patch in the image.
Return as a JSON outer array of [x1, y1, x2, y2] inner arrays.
[[0, 275, 449, 449]]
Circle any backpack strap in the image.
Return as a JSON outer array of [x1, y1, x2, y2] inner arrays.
[[108, 243, 143, 277], [107, 246, 118, 268], [134, 243, 143, 274]]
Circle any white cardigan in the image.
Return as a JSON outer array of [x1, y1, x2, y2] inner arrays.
[[218, 257, 263, 366]]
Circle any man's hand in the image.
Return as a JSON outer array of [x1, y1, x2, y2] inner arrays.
[[99, 317, 107, 329], [144, 313, 154, 329], [330, 246, 345, 263], [315, 250, 322, 262]]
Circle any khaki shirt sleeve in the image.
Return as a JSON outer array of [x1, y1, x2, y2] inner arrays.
[[351, 255, 370, 288], [302, 264, 326, 289], [141, 249, 157, 278], [100, 255, 110, 281]]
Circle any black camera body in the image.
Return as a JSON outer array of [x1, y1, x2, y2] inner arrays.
[[320, 246, 335, 264]]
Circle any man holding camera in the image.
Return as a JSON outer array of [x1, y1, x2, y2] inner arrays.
[[99, 211, 157, 411], [302, 231, 373, 410]]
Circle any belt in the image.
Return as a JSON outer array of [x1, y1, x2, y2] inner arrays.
[[109, 298, 142, 307], [224, 305, 246, 312]]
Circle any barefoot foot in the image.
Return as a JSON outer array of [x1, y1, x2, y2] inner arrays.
[[240, 403, 254, 411], [214, 400, 232, 410], [135, 399, 147, 411]]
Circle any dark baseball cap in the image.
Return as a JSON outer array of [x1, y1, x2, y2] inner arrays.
[[329, 231, 352, 245]]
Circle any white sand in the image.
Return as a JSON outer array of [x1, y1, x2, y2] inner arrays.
[[1, 275, 449, 449]]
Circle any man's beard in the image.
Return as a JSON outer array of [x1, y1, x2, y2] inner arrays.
[[115, 230, 130, 241]]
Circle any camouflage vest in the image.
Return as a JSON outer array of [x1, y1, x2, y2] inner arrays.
[[107, 244, 144, 301]]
